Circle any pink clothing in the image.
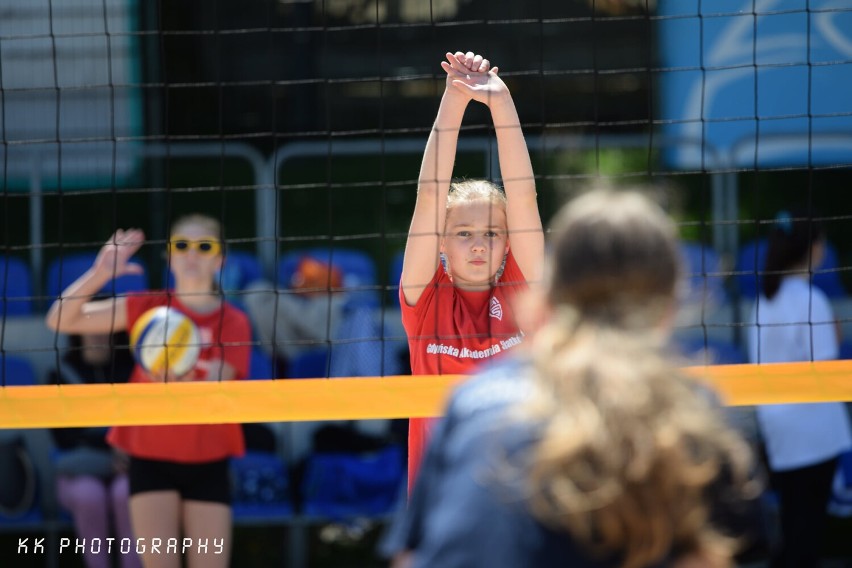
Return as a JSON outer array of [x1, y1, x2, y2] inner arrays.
[[56, 474, 140, 568]]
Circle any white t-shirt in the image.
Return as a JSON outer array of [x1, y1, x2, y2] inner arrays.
[[747, 277, 852, 471]]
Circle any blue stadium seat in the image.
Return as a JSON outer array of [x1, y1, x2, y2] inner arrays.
[[675, 336, 747, 366], [301, 445, 404, 518], [277, 248, 379, 309], [47, 251, 147, 299], [736, 238, 845, 299], [287, 348, 329, 379], [1, 355, 38, 386], [222, 250, 264, 290], [248, 347, 275, 380], [230, 451, 293, 520], [388, 250, 404, 302], [0, 256, 34, 316], [679, 242, 726, 306]]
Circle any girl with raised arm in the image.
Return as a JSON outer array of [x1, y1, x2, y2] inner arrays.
[[400, 50, 544, 491], [46, 215, 251, 568]]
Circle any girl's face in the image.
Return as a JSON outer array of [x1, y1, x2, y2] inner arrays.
[[441, 201, 509, 290], [168, 223, 223, 288]]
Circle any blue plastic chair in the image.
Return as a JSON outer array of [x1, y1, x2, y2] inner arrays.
[[248, 347, 275, 380], [1, 355, 37, 386], [277, 248, 379, 309], [388, 250, 404, 303], [736, 239, 845, 299], [301, 445, 404, 518], [230, 451, 293, 519], [0, 256, 34, 316], [287, 348, 330, 379], [222, 250, 264, 289], [675, 336, 747, 366], [48, 251, 148, 299], [679, 242, 726, 305]]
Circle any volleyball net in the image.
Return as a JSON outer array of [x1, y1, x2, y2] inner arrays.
[[2, 0, 852, 428]]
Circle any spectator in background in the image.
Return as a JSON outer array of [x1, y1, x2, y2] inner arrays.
[[244, 256, 347, 374], [747, 209, 852, 568], [383, 189, 759, 568], [49, 331, 140, 568], [244, 256, 404, 378]]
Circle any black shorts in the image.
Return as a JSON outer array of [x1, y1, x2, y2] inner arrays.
[[129, 456, 231, 504]]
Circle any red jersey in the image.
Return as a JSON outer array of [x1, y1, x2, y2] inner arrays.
[[401, 250, 528, 491], [107, 291, 252, 463]]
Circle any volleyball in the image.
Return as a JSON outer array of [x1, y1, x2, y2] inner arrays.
[[130, 306, 201, 377]]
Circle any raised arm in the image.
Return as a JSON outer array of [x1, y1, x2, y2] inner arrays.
[[400, 52, 490, 306], [451, 66, 544, 284], [45, 229, 145, 335]]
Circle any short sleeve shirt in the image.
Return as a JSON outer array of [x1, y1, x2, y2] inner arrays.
[[747, 278, 852, 471], [400, 250, 528, 489], [107, 291, 252, 463]]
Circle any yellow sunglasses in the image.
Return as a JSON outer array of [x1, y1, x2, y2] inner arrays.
[[169, 236, 222, 256]]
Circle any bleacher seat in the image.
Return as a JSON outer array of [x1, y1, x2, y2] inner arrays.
[[47, 251, 147, 299], [680, 242, 727, 306], [221, 250, 264, 296], [736, 238, 845, 299], [675, 336, 747, 366], [1, 355, 38, 387], [0, 256, 34, 316], [388, 250, 404, 303], [287, 348, 329, 379], [278, 248, 379, 309], [301, 445, 404, 518], [249, 347, 275, 380], [230, 451, 293, 520]]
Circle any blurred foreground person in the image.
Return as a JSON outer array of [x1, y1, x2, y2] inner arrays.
[[383, 189, 759, 568]]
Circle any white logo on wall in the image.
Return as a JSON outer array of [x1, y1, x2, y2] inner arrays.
[[489, 297, 503, 321], [659, 0, 852, 169]]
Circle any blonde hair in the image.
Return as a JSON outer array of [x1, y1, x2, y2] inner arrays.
[[517, 189, 754, 568], [446, 179, 507, 212]]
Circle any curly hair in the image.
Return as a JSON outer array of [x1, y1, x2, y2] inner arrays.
[[515, 190, 755, 568]]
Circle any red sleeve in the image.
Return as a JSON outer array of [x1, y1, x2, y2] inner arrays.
[[220, 305, 251, 381], [496, 249, 528, 292], [125, 292, 165, 331], [399, 266, 442, 335]]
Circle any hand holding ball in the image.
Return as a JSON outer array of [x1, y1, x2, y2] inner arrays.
[[130, 306, 200, 378]]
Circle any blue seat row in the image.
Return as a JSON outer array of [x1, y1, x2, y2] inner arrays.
[[680, 239, 846, 303], [1, 247, 398, 316]]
